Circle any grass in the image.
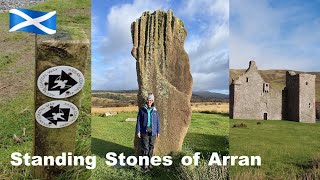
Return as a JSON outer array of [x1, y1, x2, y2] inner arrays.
[[184, 113, 229, 156], [91, 112, 229, 179], [28, 0, 91, 39], [91, 102, 229, 116], [0, 53, 19, 70], [0, 0, 90, 40], [0, 90, 35, 179], [191, 102, 229, 115], [229, 119, 320, 179]]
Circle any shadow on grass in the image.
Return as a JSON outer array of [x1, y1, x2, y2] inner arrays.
[[91, 138, 179, 180], [91, 137, 134, 158], [185, 133, 229, 156]]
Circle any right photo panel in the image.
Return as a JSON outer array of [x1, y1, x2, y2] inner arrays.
[[230, 0, 320, 179]]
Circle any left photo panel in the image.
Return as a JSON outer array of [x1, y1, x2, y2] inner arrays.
[[0, 0, 91, 179]]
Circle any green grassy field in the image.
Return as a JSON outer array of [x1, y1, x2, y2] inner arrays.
[[230, 119, 320, 179], [91, 112, 229, 179], [0, 0, 91, 179]]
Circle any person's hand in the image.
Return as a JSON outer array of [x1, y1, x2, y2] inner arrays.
[[137, 132, 141, 138], [157, 134, 160, 138]]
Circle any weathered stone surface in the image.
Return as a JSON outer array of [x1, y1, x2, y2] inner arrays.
[[230, 61, 282, 120], [316, 102, 320, 120], [230, 61, 316, 123], [34, 36, 89, 179], [131, 10, 192, 155], [284, 72, 316, 123]]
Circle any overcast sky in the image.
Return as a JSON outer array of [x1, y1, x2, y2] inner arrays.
[[230, 0, 320, 71], [92, 0, 229, 94]]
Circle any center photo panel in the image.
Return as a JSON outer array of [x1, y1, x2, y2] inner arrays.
[[90, 0, 229, 179]]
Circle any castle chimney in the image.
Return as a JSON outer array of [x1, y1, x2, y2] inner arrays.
[[287, 71, 296, 76], [246, 60, 258, 72]]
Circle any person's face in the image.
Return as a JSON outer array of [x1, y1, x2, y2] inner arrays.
[[147, 99, 153, 107]]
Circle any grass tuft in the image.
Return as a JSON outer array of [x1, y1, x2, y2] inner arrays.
[[176, 159, 229, 180], [232, 122, 247, 128]]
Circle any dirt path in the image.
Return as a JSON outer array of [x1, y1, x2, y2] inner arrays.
[[0, 0, 47, 12], [0, 16, 35, 105]]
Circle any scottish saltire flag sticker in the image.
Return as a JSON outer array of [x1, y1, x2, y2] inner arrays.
[[9, 8, 56, 35]]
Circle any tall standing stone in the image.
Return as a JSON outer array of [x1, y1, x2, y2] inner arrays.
[[131, 10, 193, 154]]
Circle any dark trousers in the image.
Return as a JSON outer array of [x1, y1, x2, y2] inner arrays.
[[141, 132, 156, 167]]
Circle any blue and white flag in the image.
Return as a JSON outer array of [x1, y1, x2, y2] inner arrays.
[[9, 8, 56, 35]]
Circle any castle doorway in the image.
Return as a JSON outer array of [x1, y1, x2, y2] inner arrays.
[[264, 113, 268, 120]]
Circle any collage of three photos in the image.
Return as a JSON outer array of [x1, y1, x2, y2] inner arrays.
[[0, 0, 319, 179]]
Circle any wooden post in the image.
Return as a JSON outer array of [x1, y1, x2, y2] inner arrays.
[[33, 36, 89, 179]]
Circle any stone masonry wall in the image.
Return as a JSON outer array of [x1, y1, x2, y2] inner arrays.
[[298, 74, 316, 123], [231, 61, 282, 120], [231, 62, 316, 123]]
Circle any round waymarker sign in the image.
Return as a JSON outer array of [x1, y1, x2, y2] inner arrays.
[[37, 66, 85, 98], [35, 100, 79, 128]]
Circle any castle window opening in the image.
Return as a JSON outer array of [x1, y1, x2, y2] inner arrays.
[[309, 103, 311, 108], [306, 82, 308, 85], [246, 77, 249, 82], [263, 83, 269, 93]]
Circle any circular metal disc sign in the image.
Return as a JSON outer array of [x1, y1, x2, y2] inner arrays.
[[37, 66, 85, 98], [35, 100, 79, 128]]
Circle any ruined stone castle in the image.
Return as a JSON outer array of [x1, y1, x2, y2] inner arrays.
[[230, 61, 316, 123]]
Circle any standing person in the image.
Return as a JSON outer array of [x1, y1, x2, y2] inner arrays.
[[136, 93, 160, 171]]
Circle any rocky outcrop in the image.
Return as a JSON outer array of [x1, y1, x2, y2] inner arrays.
[[131, 10, 192, 155]]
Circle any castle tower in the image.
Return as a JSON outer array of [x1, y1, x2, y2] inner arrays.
[[285, 71, 316, 123], [230, 60, 282, 120]]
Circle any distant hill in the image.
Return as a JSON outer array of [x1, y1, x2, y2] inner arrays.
[[92, 90, 138, 94], [92, 90, 228, 107], [192, 91, 228, 100], [230, 69, 320, 102]]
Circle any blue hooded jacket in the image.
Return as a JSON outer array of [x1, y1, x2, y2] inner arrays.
[[136, 104, 160, 136]]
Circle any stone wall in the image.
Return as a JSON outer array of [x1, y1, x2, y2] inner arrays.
[[316, 102, 320, 119], [230, 61, 282, 120], [231, 61, 316, 123], [298, 74, 316, 123], [284, 71, 300, 121], [285, 72, 316, 123]]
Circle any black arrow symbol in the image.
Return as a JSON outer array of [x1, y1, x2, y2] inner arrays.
[[42, 104, 71, 125], [47, 70, 78, 95]]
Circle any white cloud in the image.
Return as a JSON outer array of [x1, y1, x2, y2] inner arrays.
[[181, 0, 229, 92], [92, 57, 138, 90], [91, 15, 98, 35], [191, 50, 228, 74], [178, 0, 228, 20], [230, 0, 320, 72], [92, 0, 229, 93], [98, 0, 168, 58], [93, 0, 169, 90], [193, 71, 228, 91]]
